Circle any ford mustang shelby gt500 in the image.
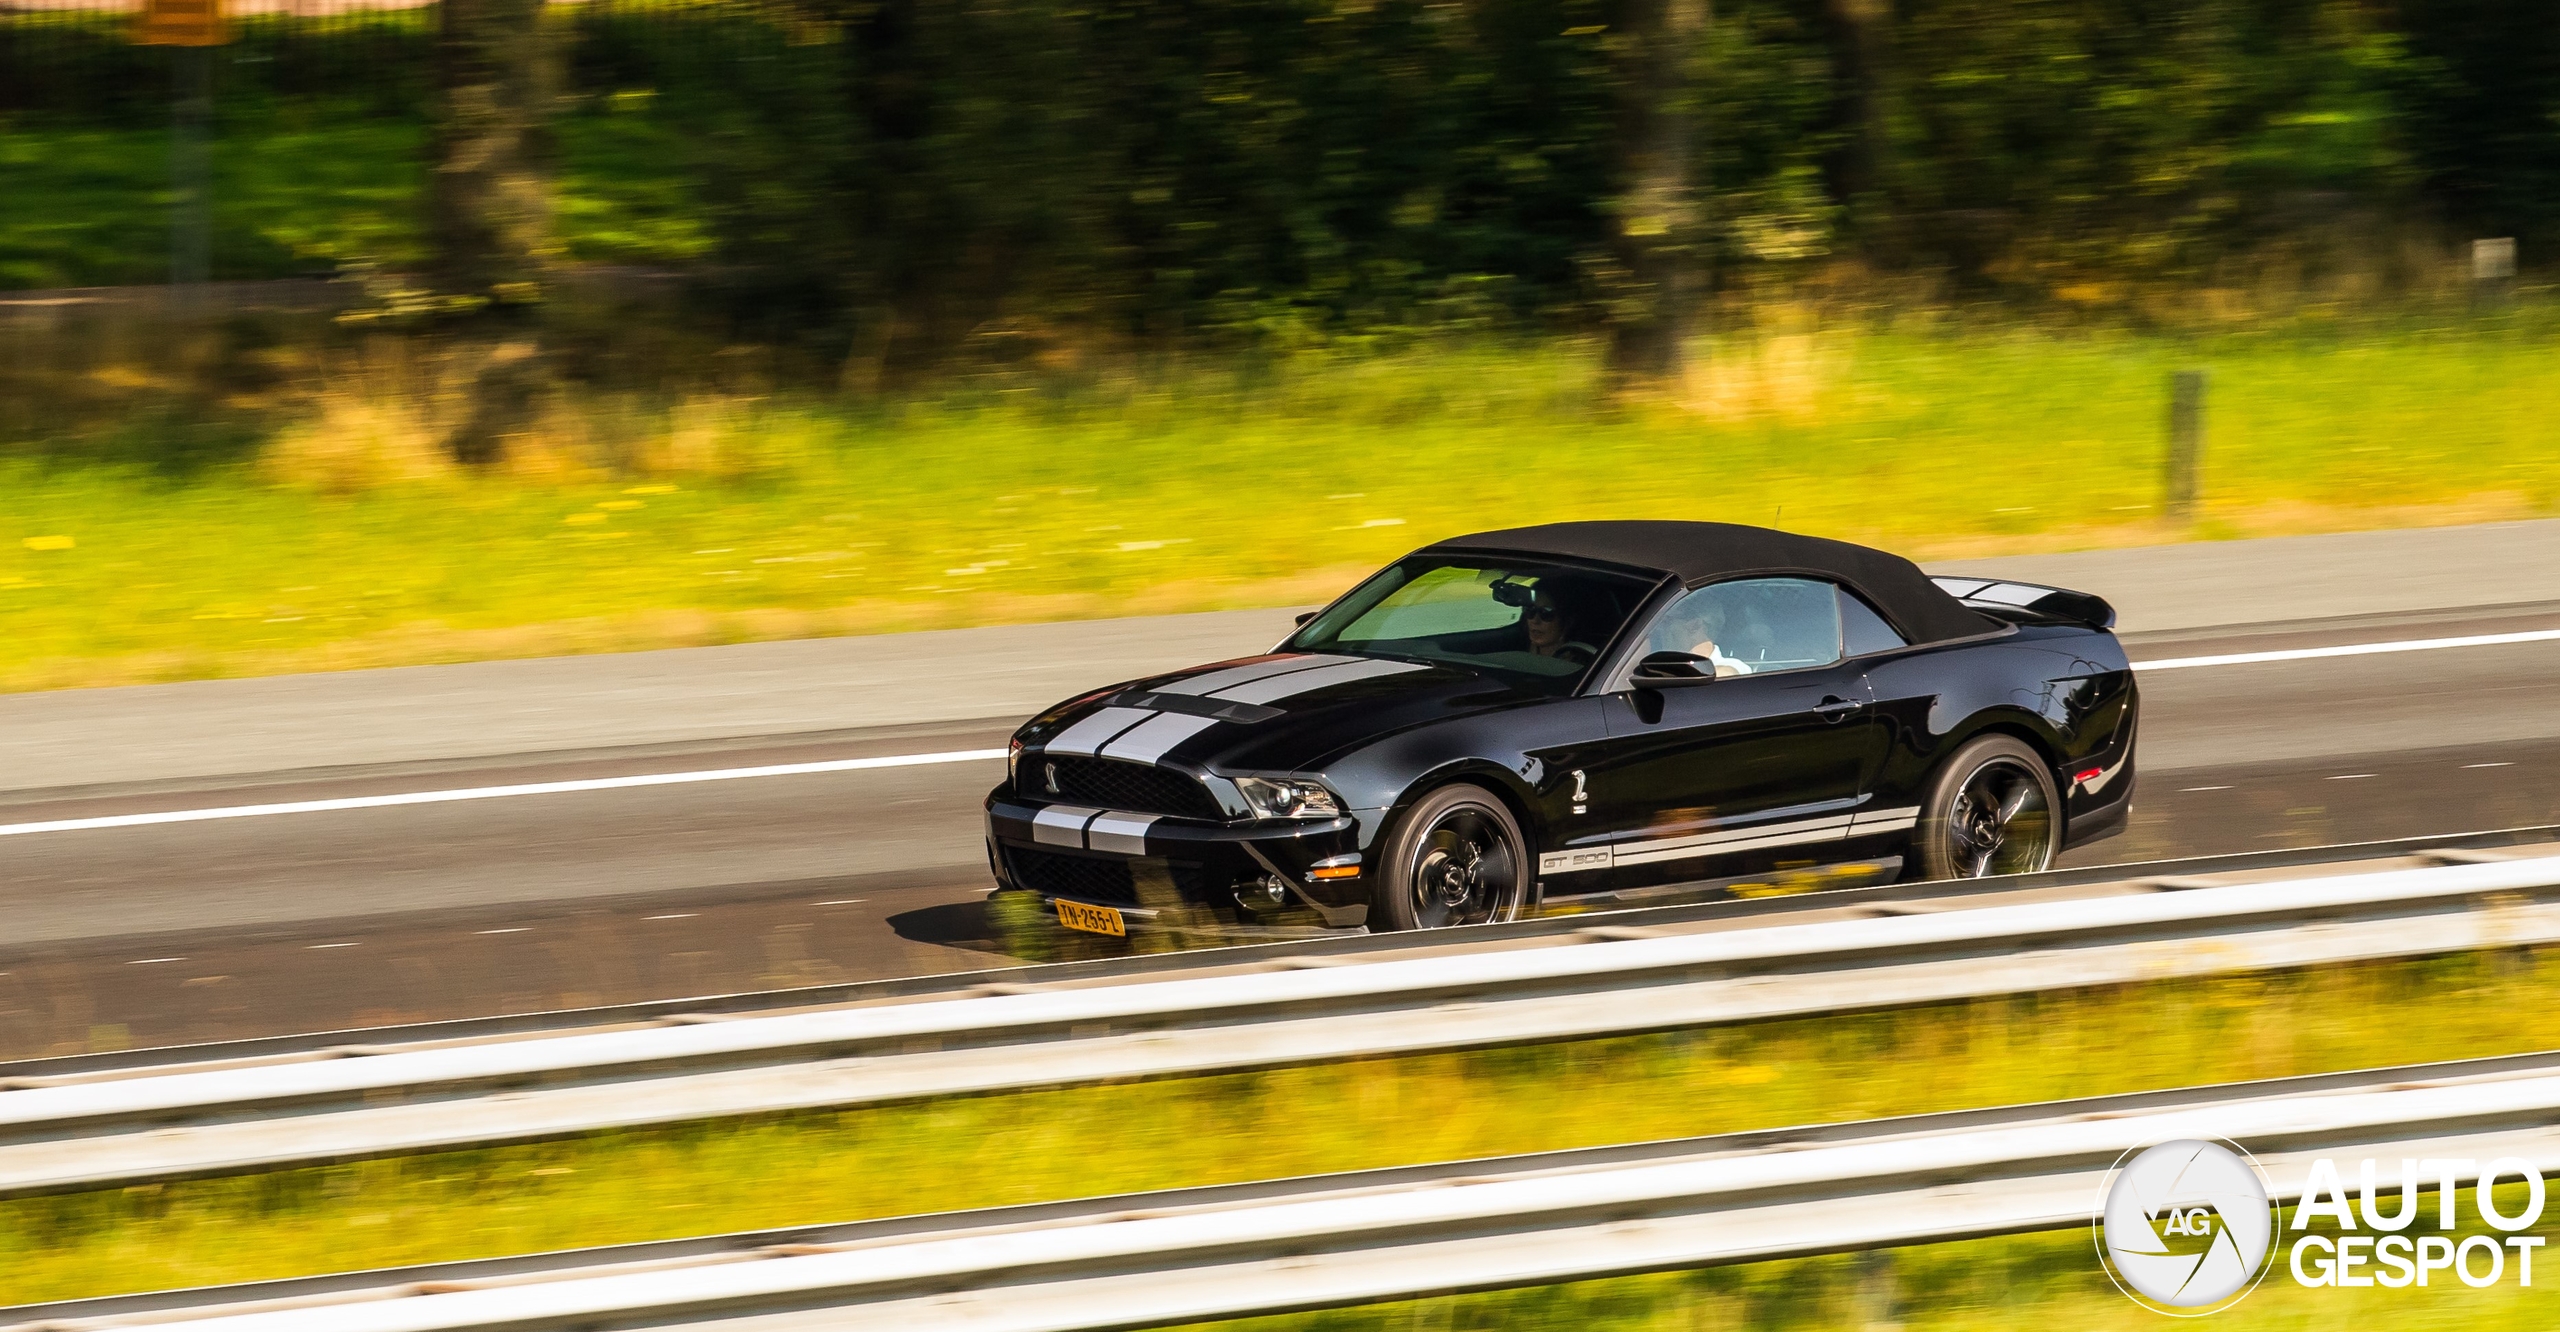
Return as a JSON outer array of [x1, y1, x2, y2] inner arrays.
[[986, 521, 2136, 934]]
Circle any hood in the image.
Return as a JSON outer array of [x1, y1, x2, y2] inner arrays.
[[1018, 651, 1540, 776]]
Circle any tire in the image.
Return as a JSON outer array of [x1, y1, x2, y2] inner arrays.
[[1910, 735, 2062, 880], [1370, 784, 1531, 932]]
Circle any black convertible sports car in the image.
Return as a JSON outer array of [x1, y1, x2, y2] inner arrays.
[[986, 521, 2136, 935]]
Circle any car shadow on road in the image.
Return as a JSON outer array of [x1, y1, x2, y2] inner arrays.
[[886, 899, 1014, 953]]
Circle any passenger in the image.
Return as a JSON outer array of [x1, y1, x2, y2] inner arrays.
[[1655, 594, 1753, 677]]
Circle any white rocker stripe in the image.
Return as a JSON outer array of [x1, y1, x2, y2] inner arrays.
[[1085, 811, 1160, 855], [1031, 805, 1105, 848], [1851, 806, 1922, 835], [1098, 713, 1220, 764], [1613, 820, 1854, 868], [1210, 657, 1427, 705], [1044, 707, 1157, 757], [1620, 813, 1858, 860], [1542, 810, 1864, 875]]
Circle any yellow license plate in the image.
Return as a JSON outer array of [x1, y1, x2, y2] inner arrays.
[[1056, 899, 1126, 936]]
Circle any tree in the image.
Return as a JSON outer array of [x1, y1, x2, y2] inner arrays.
[[428, 0, 554, 465], [1820, 0, 1888, 222], [1604, 0, 1705, 386]]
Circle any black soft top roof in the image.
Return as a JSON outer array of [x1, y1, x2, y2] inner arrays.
[[1424, 520, 1997, 645]]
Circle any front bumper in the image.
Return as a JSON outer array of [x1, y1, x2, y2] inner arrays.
[[985, 790, 1370, 929]]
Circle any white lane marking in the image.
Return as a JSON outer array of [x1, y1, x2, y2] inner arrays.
[[12, 625, 2549, 842], [0, 748, 1007, 840], [2328, 773, 2377, 780], [2180, 785, 2233, 792], [817, 899, 867, 906], [2135, 627, 2560, 671], [476, 928, 529, 935], [2466, 762, 2516, 769], [127, 957, 185, 965], [306, 941, 359, 949]]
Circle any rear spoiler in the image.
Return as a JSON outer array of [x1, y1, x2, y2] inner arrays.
[[1931, 576, 2117, 630]]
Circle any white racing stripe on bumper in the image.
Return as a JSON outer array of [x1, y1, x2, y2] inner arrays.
[[1085, 811, 1160, 856], [1031, 805, 1105, 848]]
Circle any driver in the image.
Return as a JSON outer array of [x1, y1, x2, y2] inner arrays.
[[1525, 584, 1600, 663]]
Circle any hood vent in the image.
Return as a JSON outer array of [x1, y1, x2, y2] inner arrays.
[[1112, 690, 1285, 725]]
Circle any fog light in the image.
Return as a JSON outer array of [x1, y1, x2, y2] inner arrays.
[[1234, 874, 1290, 911]]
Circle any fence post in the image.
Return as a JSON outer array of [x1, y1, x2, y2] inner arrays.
[[2473, 238, 2517, 312], [2165, 369, 2205, 522]]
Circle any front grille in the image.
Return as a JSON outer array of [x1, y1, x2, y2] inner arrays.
[[1004, 846, 1228, 909], [1035, 755, 1226, 820], [1004, 846, 1139, 905]]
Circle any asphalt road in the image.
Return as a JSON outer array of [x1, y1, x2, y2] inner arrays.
[[4, 599, 2558, 1060]]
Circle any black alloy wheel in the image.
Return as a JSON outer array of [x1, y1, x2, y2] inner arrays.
[[1913, 735, 2061, 880], [1373, 783, 1529, 931]]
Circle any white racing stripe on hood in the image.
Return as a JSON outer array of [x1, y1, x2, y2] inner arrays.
[[1046, 656, 1417, 769], [1043, 707, 1157, 758], [1152, 654, 1349, 697], [1097, 712, 1221, 764], [1209, 656, 1428, 705]]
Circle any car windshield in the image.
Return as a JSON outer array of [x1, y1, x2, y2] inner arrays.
[[1285, 556, 1659, 693]]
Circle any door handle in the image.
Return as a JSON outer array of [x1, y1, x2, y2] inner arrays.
[[1813, 695, 1859, 722]]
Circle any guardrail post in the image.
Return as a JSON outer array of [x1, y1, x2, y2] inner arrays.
[[2164, 369, 2205, 522]]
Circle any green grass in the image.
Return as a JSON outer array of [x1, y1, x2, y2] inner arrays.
[[5, 947, 2554, 1304], [3, 317, 2559, 690], [0, 106, 712, 288], [1193, 1209, 2560, 1331]]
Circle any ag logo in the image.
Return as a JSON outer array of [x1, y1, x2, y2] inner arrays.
[[2096, 1139, 2275, 1314]]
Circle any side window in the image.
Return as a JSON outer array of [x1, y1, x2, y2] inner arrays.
[[1645, 578, 1844, 676], [1839, 588, 1907, 657]]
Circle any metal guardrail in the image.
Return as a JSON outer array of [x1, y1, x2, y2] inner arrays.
[[16, 1048, 2560, 1331], [5, 843, 2560, 1197]]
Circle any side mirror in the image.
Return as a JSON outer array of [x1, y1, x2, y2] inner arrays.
[[1294, 612, 1316, 627], [1630, 650, 1715, 686]]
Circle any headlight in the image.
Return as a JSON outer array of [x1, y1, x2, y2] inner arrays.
[[1007, 738, 1024, 789], [1234, 775, 1343, 820]]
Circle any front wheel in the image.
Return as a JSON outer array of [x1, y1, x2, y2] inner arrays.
[[1370, 784, 1530, 931], [1911, 735, 2061, 880]]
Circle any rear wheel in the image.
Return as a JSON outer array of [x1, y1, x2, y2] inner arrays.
[[1371, 784, 1529, 931], [1911, 735, 2060, 880]]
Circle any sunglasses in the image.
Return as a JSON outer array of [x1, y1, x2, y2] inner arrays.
[[1525, 603, 1561, 622]]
